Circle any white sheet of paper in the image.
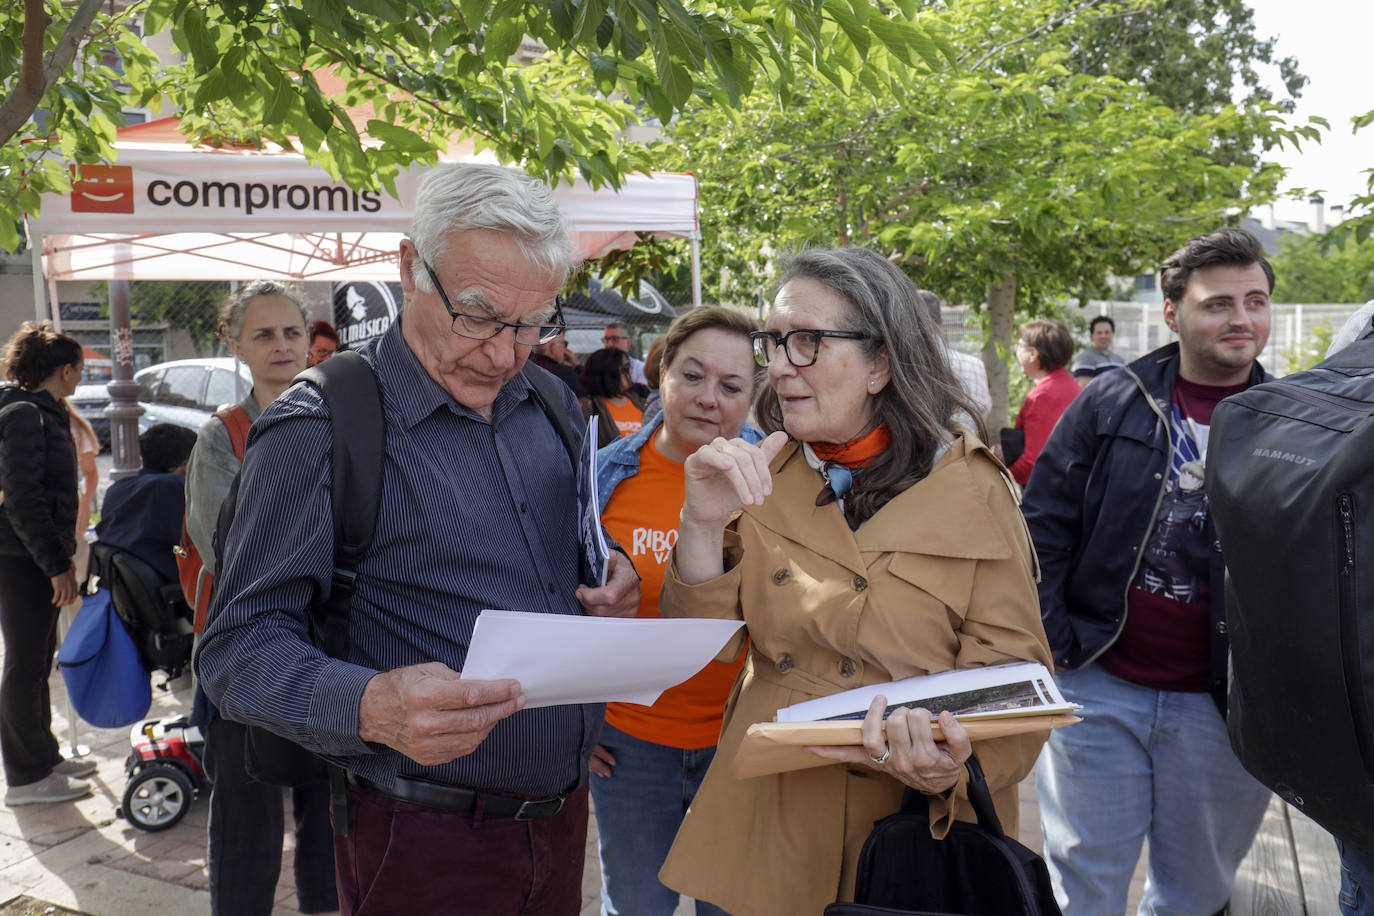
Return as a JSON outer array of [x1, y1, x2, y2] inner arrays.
[[459, 610, 745, 708]]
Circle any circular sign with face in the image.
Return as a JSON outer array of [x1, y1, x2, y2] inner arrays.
[[333, 281, 401, 349]]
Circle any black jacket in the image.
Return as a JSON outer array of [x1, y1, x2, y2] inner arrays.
[[0, 387, 78, 576], [1021, 343, 1272, 711]]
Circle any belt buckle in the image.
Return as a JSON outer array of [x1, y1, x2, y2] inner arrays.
[[514, 795, 564, 821]]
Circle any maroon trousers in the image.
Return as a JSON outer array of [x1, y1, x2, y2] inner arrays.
[[334, 780, 590, 915]]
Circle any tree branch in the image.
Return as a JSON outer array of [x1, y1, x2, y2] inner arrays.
[[0, 0, 105, 148], [961, 0, 1110, 70]]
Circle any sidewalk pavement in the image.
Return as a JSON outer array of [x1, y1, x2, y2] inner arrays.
[[0, 660, 662, 916], [2, 651, 1068, 916]]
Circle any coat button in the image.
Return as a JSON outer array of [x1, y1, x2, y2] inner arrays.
[[839, 658, 856, 678], [772, 568, 790, 585], [1215, 620, 1228, 635], [1213, 539, 1223, 552], [852, 575, 868, 591], [775, 654, 793, 674]]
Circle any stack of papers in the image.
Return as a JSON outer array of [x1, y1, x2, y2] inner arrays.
[[735, 662, 1081, 779]]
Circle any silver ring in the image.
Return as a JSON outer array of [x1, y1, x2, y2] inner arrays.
[[869, 749, 890, 766]]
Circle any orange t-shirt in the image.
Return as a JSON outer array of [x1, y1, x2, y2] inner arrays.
[[604, 397, 643, 438], [601, 434, 745, 749]]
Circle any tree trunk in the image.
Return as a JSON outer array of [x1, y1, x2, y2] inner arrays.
[[983, 272, 1017, 432]]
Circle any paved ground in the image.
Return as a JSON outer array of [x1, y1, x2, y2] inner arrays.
[[0, 660, 660, 916]]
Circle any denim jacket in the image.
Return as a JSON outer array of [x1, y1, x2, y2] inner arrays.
[[595, 413, 765, 513]]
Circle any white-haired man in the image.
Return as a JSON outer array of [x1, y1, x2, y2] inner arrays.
[[196, 163, 641, 914]]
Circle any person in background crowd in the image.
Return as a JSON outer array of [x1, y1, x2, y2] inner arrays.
[[195, 162, 640, 915], [581, 347, 646, 447], [915, 289, 991, 423], [655, 247, 1051, 915], [531, 328, 587, 398], [639, 334, 668, 424], [1023, 228, 1275, 914], [67, 403, 98, 548], [60, 399, 100, 627], [0, 322, 94, 805], [306, 320, 339, 367], [186, 282, 338, 916], [1069, 315, 1125, 387], [604, 320, 648, 386], [97, 424, 198, 583], [1009, 318, 1080, 487], [590, 307, 761, 916]]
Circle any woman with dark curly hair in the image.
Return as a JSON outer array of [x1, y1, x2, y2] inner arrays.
[[579, 346, 645, 448], [0, 321, 94, 806]]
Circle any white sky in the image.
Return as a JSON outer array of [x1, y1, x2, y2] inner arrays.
[[1245, 0, 1374, 224]]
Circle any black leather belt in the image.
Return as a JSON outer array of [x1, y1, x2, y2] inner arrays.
[[348, 773, 565, 821]]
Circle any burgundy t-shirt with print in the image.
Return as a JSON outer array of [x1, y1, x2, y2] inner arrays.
[[1099, 375, 1250, 692]]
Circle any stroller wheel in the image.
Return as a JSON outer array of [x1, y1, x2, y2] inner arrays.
[[122, 764, 194, 831]]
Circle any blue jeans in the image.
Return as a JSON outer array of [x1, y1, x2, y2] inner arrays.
[[1339, 837, 1374, 915], [1036, 664, 1271, 915], [589, 722, 729, 916]]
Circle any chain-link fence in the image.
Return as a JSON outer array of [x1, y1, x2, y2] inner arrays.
[[55, 279, 339, 374]]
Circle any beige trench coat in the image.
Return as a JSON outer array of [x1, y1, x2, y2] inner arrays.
[[658, 435, 1053, 915]]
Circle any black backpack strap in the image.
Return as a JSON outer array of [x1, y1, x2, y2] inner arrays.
[[521, 362, 580, 470], [894, 753, 1006, 838], [296, 351, 385, 659]]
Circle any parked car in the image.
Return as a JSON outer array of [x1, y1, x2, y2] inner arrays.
[[66, 359, 253, 452], [134, 358, 252, 435], [69, 383, 114, 450]]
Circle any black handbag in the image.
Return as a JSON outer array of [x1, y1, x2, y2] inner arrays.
[[825, 757, 1060, 916]]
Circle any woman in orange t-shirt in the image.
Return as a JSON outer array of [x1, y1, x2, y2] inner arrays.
[[591, 307, 760, 916], [579, 347, 646, 447]]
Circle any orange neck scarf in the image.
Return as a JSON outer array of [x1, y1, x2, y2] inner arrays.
[[811, 423, 892, 469]]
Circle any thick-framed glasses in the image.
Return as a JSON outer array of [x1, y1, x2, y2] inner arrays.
[[749, 329, 875, 368], [423, 260, 565, 346]]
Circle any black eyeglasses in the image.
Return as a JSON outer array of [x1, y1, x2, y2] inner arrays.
[[423, 260, 565, 346], [749, 329, 875, 368]]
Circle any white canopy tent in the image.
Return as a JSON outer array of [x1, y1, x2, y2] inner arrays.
[[32, 118, 701, 307]]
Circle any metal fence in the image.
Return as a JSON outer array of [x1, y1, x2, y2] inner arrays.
[[945, 300, 1369, 378]]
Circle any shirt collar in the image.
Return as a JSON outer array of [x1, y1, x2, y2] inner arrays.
[[377, 320, 533, 430]]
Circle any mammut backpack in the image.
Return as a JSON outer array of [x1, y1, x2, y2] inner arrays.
[[1209, 325, 1374, 853], [176, 404, 250, 632]]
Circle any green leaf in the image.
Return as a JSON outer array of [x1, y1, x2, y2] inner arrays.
[[303, 90, 335, 135], [591, 53, 620, 94], [348, 0, 405, 24], [365, 120, 433, 152], [596, 12, 616, 51], [180, 7, 218, 74], [822, 0, 870, 58], [458, 0, 490, 29], [263, 75, 296, 124], [549, 0, 575, 41], [486, 17, 525, 60], [575, 0, 610, 44]]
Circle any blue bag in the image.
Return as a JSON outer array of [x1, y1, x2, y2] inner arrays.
[[56, 589, 151, 728]]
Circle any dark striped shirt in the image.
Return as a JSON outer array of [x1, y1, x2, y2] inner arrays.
[[194, 322, 599, 797]]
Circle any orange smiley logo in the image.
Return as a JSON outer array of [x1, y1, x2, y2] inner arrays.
[[71, 165, 135, 213]]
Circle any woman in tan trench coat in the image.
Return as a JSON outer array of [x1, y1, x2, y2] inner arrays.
[[660, 248, 1053, 915]]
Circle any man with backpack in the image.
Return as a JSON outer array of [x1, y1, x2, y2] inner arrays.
[[1209, 298, 1374, 915], [1021, 228, 1276, 913], [194, 163, 641, 915]]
